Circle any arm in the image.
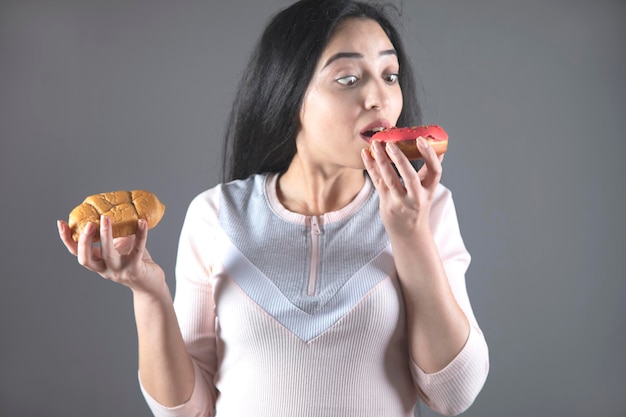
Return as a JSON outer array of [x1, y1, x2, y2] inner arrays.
[[407, 186, 489, 415], [362, 138, 488, 414], [134, 283, 196, 407], [139, 189, 222, 416], [57, 217, 195, 406]]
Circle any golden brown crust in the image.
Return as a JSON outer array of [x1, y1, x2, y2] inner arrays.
[[68, 190, 165, 242]]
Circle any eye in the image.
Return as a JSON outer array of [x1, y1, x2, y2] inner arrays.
[[385, 73, 399, 84], [336, 75, 359, 86]]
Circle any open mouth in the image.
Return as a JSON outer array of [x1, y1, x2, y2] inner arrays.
[[361, 126, 387, 139]]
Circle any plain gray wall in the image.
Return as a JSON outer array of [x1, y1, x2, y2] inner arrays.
[[1, 1, 625, 416]]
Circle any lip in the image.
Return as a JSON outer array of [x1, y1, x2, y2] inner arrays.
[[359, 119, 392, 142]]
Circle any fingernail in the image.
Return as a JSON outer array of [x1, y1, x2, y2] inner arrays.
[[101, 215, 109, 228], [138, 219, 146, 230], [417, 137, 429, 149], [373, 140, 383, 153], [386, 142, 399, 154], [83, 222, 93, 234]]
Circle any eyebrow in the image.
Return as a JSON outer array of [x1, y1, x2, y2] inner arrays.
[[323, 49, 397, 68]]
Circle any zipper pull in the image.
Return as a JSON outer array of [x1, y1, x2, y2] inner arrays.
[[307, 215, 322, 297], [310, 215, 321, 235]]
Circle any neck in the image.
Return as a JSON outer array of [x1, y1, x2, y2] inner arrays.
[[277, 156, 366, 216]]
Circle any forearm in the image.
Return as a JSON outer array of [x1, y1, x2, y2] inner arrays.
[[134, 282, 195, 407], [391, 232, 470, 374]]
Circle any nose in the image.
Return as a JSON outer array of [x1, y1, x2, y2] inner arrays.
[[364, 78, 390, 110]]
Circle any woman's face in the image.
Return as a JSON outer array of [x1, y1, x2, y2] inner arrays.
[[296, 18, 403, 171]]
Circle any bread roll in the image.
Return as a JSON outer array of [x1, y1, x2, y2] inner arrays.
[[68, 190, 165, 242]]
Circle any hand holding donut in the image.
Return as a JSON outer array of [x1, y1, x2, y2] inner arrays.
[[361, 125, 446, 237]]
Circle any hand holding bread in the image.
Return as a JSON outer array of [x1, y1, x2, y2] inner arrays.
[[57, 189, 167, 294]]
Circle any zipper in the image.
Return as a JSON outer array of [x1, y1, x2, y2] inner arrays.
[[307, 215, 322, 296]]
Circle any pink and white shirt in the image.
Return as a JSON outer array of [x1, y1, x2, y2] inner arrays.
[[140, 173, 489, 417]]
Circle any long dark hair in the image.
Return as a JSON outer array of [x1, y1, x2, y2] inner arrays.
[[221, 0, 422, 182]]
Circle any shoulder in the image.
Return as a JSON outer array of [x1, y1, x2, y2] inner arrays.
[[429, 184, 465, 243], [219, 174, 267, 205], [431, 183, 456, 218], [184, 174, 269, 223], [430, 183, 471, 264], [187, 175, 266, 211], [185, 183, 223, 222]]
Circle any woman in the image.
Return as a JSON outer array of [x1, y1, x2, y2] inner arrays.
[[57, 1, 489, 416]]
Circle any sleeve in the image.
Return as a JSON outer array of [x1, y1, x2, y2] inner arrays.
[[139, 187, 222, 417], [409, 185, 489, 416]]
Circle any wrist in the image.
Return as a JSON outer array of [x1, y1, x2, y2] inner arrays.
[[389, 226, 436, 255], [132, 279, 172, 306]]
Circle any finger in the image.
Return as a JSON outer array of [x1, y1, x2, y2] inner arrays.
[[76, 221, 105, 272], [113, 234, 137, 256], [416, 137, 442, 187], [129, 219, 149, 262], [99, 215, 120, 269], [362, 147, 385, 192], [361, 147, 375, 166], [57, 220, 78, 256], [384, 141, 422, 195], [372, 141, 405, 194]]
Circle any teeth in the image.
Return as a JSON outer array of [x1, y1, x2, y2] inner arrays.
[[371, 126, 386, 132]]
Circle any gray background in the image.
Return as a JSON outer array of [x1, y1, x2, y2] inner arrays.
[[1, 1, 625, 416]]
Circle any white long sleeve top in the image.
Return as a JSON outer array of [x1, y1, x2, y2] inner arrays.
[[140, 173, 489, 417]]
